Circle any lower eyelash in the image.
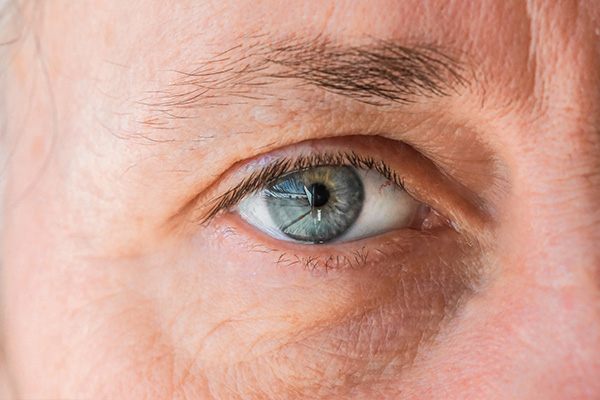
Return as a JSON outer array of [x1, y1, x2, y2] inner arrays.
[[213, 222, 375, 274], [275, 248, 371, 274], [210, 211, 450, 278]]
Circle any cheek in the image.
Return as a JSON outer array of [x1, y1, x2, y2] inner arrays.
[[5, 210, 481, 399], [114, 222, 483, 397], [4, 248, 179, 398]]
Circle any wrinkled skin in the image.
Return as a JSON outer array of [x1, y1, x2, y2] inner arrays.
[[1, 0, 600, 399]]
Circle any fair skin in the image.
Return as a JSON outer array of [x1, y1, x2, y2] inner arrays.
[[1, 0, 600, 398]]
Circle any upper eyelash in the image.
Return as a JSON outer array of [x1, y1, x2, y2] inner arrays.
[[201, 151, 405, 223]]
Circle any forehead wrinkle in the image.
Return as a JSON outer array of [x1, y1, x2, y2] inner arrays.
[[139, 34, 470, 124]]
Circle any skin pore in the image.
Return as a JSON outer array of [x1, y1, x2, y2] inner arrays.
[[1, 0, 600, 399]]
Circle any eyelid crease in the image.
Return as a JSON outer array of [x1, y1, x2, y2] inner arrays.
[[200, 151, 404, 223]]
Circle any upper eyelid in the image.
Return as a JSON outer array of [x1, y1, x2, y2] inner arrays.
[[186, 135, 492, 239], [200, 152, 405, 223]]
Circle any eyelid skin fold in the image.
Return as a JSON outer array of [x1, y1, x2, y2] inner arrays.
[[192, 135, 489, 237]]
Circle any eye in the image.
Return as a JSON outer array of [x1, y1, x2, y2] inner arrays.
[[236, 163, 422, 244]]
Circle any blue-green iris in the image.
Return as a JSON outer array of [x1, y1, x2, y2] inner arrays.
[[264, 165, 365, 243]]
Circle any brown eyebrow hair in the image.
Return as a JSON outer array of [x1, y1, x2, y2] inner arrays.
[[263, 36, 468, 105], [141, 35, 468, 120]]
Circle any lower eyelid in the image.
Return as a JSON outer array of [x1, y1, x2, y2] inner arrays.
[[212, 209, 454, 275]]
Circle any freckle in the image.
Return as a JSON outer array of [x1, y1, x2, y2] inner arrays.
[[105, 25, 115, 45], [30, 135, 47, 159], [562, 291, 576, 311]]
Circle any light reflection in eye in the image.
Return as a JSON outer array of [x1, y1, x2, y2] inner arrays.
[[236, 164, 422, 244]]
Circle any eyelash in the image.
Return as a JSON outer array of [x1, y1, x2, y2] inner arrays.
[[275, 246, 371, 272], [202, 151, 407, 223]]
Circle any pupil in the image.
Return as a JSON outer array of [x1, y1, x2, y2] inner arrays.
[[309, 183, 329, 208]]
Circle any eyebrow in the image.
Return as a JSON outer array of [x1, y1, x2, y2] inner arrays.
[[143, 35, 468, 118]]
